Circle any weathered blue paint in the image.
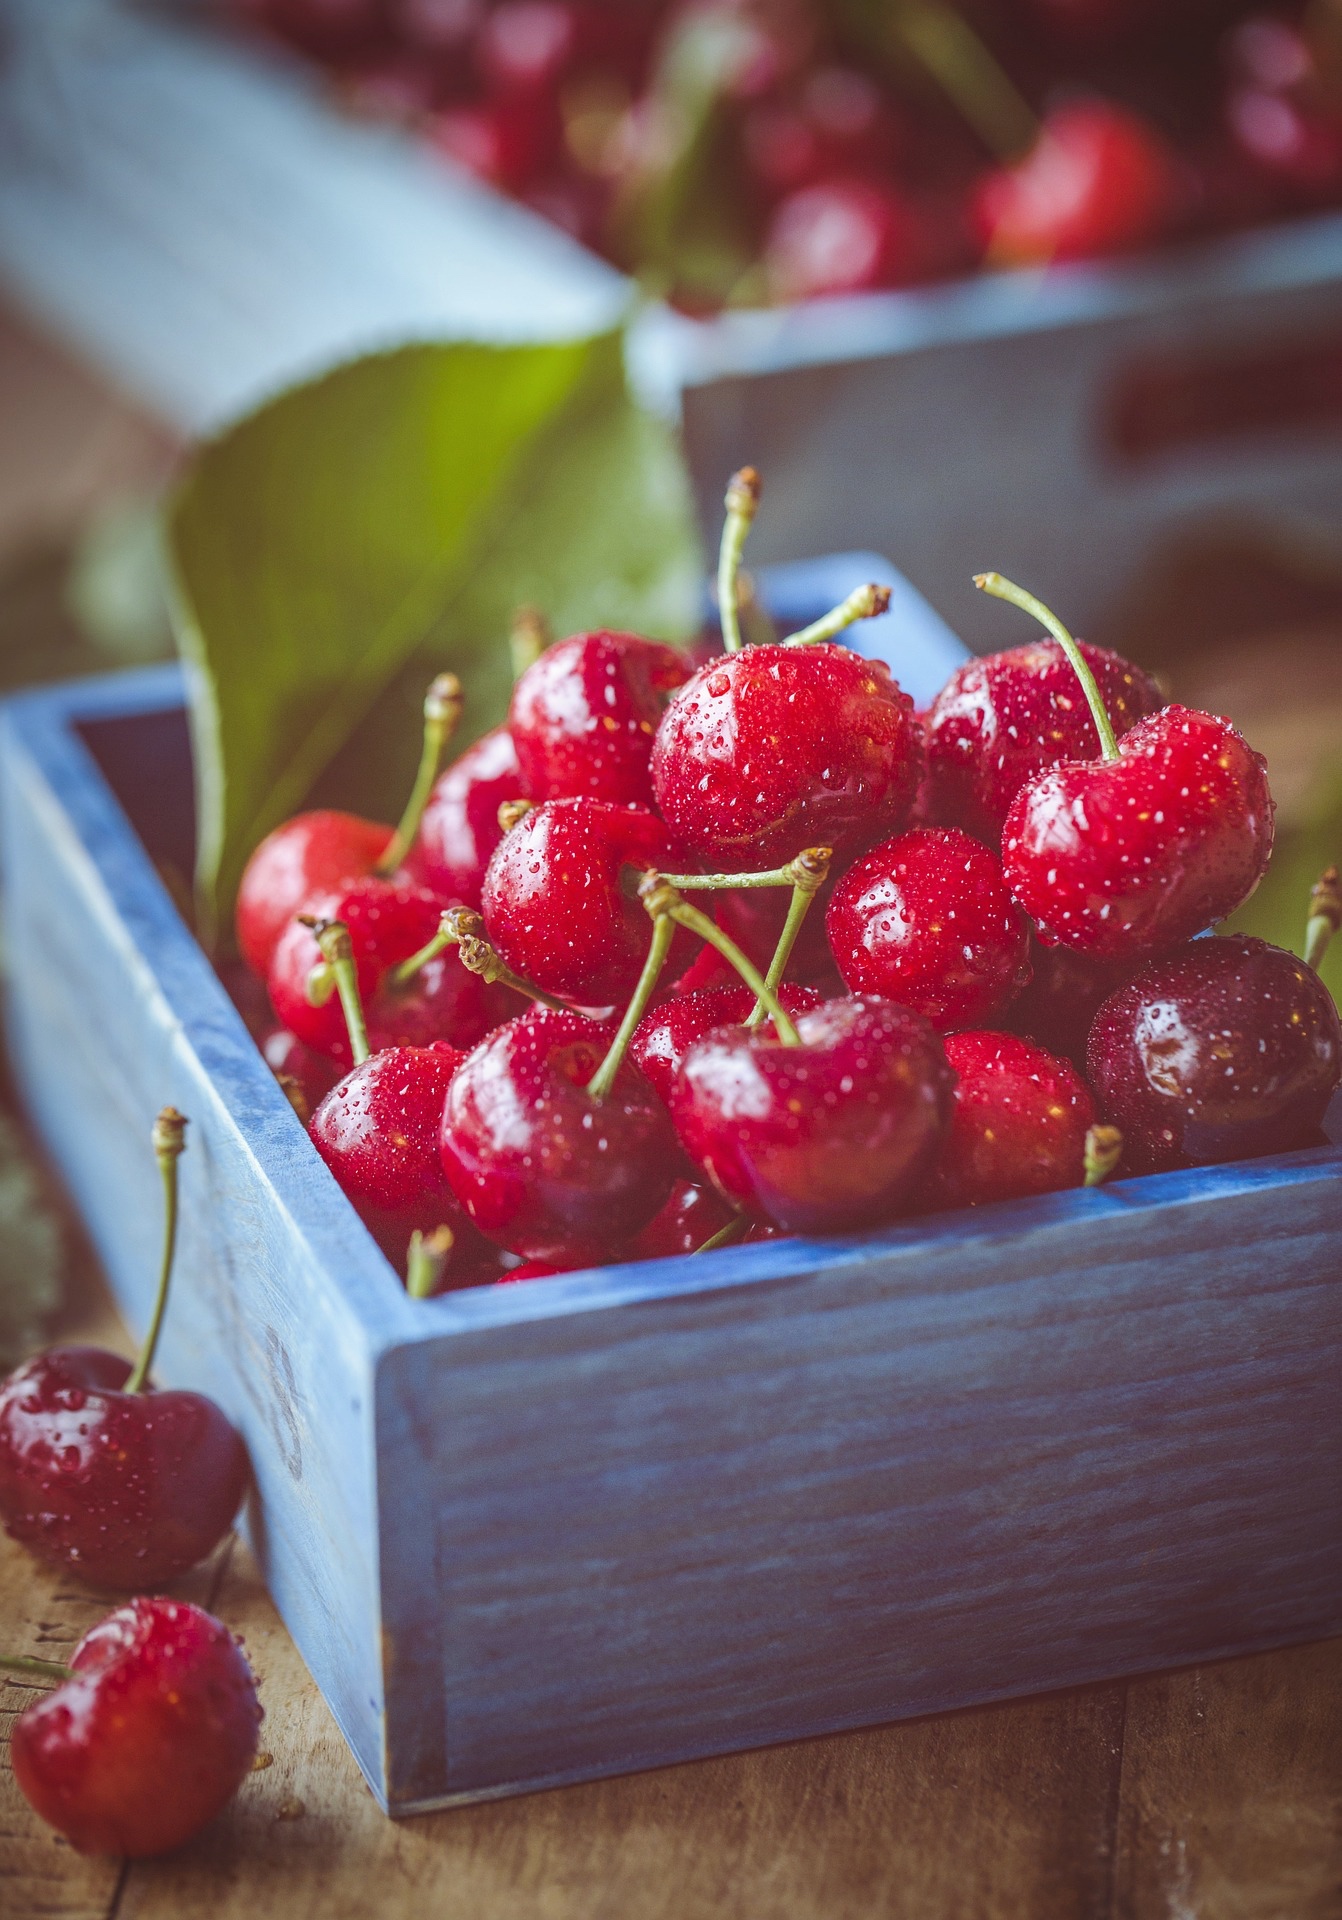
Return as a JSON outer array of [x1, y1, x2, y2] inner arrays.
[[1, 558, 1339, 1815]]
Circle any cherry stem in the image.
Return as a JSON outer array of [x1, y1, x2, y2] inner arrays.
[[891, 0, 1037, 162], [424, 908, 573, 1013], [386, 906, 475, 990], [510, 605, 551, 681], [124, 1106, 187, 1394], [275, 1073, 310, 1127], [1304, 865, 1341, 972], [658, 863, 808, 892], [638, 875, 801, 1045], [587, 913, 677, 1102], [374, 674, 464, 878], [406, 1225, 454, 1300], [784, 583, 891, 647], [695, 1215, 748, 1254], [1083, 1124, 1123, 1188], [0, 1653, 75, 1682], [974, 573, 1120, 762], [718, 467, 761, 654], [497, 799, 534, 833], [745, 847, 832, 1029], [303, 919, 370, 1066]]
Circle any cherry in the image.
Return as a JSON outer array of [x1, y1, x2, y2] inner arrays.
[[630, 981, 821, 1105], [8, 1596, 261, 1857], [743, 66, 902, 198], [1005, 937, 1137, 1070], [509, 629, 692, 807], [440, 1006, 677, 1261], [763, 175, 923, 300], [476, 2, 578, 97], [979, 574, 1275, 962], [974, 101, 1182, 266], [826, 826, 1031, 1032], [715, 875, 843, 989], [624, 1178, 741, 1260], [928, 1030, 1097, 1209], [260, 1026, 341, 1118], [1086, 934, 1342, 1174], [481, 798, 689, 1005], [670, 995, 954, 1233], [924, 638, 1163, 849], [407, 725, 523, 909], [0, 1111, 248, 1588]]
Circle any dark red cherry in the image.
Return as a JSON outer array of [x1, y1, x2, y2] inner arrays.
[[1005, 937, 1137, 1070], [651, 643, 922, 872], [929, 1030, 1096, 1209], [925, 638, 1163, 848], [630, 982, 821, 1106], [827, 826, 1031, 1032], [406, 726, 522, 909], [509, 630, 692, 808], [1003, 705, 1275, 962], [0, 1347, 248, 1589], [715, 881, 843, 990], [671, 995, 954, 1233], [764, 175, 923, 300], [236, 809, 391, 979], [10, 1596, 261, 1857], [481, 799, 689, 1004], [1086, 935, 1342, 1173], [260, 1026, 341, 1114], [441, 1008, 677, 1261], [624, 1178, 741, 1259], [974, 100, 1182, 266]]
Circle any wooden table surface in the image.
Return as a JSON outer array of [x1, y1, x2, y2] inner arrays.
[[1, 298, 1340, 1920]]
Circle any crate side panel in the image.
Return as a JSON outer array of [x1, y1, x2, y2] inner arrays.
[[379, 1172, 1342, 1802], [0, 724, 391, 1800]]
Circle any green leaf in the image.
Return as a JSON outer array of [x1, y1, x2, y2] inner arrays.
[[166, 331, 703, 948]]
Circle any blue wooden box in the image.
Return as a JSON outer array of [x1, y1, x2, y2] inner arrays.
[[1, 556, 1340, 1816]]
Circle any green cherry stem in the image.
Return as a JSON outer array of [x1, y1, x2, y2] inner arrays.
[[694, 1215, 748, 1254], [303, 919, 370, 1067], [745, 846, 832, 1029], [374, 674, 464, 878], [124, 1106, 188, 1394], [1083, 1124, 1123, 1188], [406, 1226, 455, 1300], [1304, 866, 1342, 972], [0, 1653, 75, 1683], [973, 573, 1120, 762], [658, 863, 811, 892], [586, 912, 678, 1102], [435, 910, 575, 1014], [784, 583, 890, 647], [509, 605, 552, 681], [891, 1, 1037, 162], [718, 466, 761, 654], [639, 875, 802, 1044], [386, 906, 475, 991]]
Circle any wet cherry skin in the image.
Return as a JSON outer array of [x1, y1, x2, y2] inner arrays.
[[974, 100, 1182, 267], [407, 725, 523, 909], [440, 1007, 678, 1261], [670, 995, 954, 1233], [0, 1349, 248, 1589], [630, 982, 821, 1105], [1086, 935, 1342, 1173], [624, 1178, 741, 1259], [267, 878, 505, 1066], [235, 809, 392, 979], [509, 630, 692, 808], [1002, 706, 1275, 962], [651, 643, 923, 872], [482, 799, 690, 1005], [1006, 937, 1138, 1070], [826, 827, 1031, 1032], [10, 1596, 261, 1857], [927, 1030, 1096, 1210], [924, 638, 1163, 848]]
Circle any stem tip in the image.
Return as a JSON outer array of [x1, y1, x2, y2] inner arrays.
[[1083, 1124, 1123, 1188], [152, 1106, 187, 1159]]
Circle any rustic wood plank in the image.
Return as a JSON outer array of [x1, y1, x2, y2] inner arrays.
[[1114, 1639, 1342, 1920]]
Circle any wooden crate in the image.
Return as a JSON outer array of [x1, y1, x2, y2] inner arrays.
[[1, 559, 1340, 1814]]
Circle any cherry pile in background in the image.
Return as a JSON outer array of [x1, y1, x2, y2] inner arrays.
[[228, 464, 1342, 1293], [229, 0, 1342, 310]]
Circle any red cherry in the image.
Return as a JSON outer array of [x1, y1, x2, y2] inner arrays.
[[624, 1178, 741, 1259], [440, 1007, 677, 1260], [670, 995, 954, 1233], [1002, 704, 1275, 962], [630, 981, 821, 1105], [930, 1030, 1097, 1209], [260, 1026, 342, 1115], [925, 638, 1163, 849], [236, 809, 391, 979], [651, 643, 922, 872], [1087, 935, 1342, 1173], [715, 881, 842, 990], [407, 726, 522, 908], [475, 1, 577, 95], [10, 1597, 261, 1857], [743, 67, 901, 196], [764, 175, 923, 300], [827, 827, 1031, 1032], [1005, 937, 1137, 1070], [481, 799, 688, 1004], [509, 630, 692, 807], [975, 101, 1182, 266], [427, 95, 557, 189], [0, 1348, 248, 1588]]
